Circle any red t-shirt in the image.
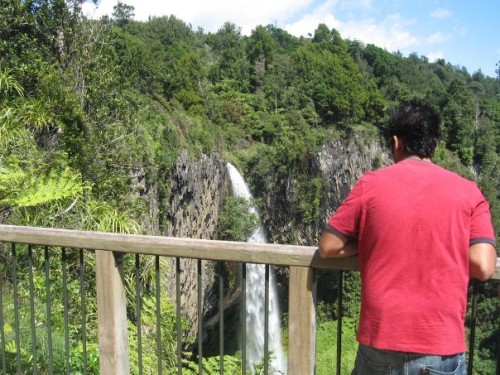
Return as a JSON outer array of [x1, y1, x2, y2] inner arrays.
[[328, 158, 496, 355]]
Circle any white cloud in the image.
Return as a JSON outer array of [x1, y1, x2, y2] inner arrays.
[[82, 0, 314, 34], [427, 51, 444, 62], [283, 1, 421, 54], [430, 8, 453, 19], [338, 0, 372, 10], [338, 14, 419, 52], [284, 0, 342, 37], [78, 1, 500, 79], [285, 13, 341, 37], [82, 0, 420, 55], [426, 32, 449, 45]]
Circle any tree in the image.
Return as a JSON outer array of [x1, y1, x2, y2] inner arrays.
[[112, 1, 135, 27], [162, 42, 203, 110], [246, 25, 277, 89], [264, 24, 301, 53], [0, 69, 85, 216], [292, 43, 367, 125], [361, 44, 402, 85], [208, 22, 250, 90], [442, 79, 475, 164]]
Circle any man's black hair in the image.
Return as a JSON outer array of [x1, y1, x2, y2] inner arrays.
[[383, 98, 441, 158]]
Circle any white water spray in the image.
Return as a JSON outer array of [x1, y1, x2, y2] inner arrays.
[[226, 163, 286, 374]]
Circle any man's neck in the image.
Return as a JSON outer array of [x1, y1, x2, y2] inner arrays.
[[404, 155, 432, 163]]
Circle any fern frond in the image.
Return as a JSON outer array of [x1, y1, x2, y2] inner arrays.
[[180, 355, 242, 375], [0, 167, 84, 207]]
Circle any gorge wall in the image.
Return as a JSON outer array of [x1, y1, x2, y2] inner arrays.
[[159, 150, 231, 348]]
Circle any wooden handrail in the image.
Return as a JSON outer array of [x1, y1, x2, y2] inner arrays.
[[0, 224, 497, 278], [0, 224, 359, 270]]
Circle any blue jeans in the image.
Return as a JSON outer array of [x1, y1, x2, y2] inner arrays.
[[352, 344, 466, 375]]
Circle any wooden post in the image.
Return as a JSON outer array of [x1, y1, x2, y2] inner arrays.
[[288, 266, 316, 374], [96, 250, 130, 375]]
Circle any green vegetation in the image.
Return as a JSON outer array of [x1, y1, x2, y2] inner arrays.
[[178, 355, 242, 374], [0, 0, 498, 373], [316, 318, 359, 375], [218, 196, 260, 242]]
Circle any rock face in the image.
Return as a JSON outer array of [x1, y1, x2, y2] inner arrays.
[[164, 150, 229, 240], [161, 150, 231, 347]]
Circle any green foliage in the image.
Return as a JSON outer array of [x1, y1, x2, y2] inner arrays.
[[292, 40, 367, 125], [219, 196, 260, 242], [0, 166, 84, 208], [361, 44, 402, 84], [0, 68, 23, 96], [316, 318, 359, 374], [442, 79, 475, 158], [70, 342, 100, 374], [0, 243, 99, 375], [433, 143, 475, 180], [112, 1, 135, 27], [298, 177, 323, 224], [178, 354, 241, 374], [208, 22, 250, 89], [466, 282, 500, 375]]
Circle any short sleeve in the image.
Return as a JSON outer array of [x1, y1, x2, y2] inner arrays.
[[327, 177, 364, 239], [470, 188, 496, 248]]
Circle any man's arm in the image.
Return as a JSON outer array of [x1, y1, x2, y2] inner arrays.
[[469, 243, 497, 281], [318, 230, 358, 258]]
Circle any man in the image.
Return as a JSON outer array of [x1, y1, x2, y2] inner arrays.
[[319, 98, 497, 375]]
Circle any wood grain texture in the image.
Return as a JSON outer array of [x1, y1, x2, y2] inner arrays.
[[288, 266, 317, 375], [96, 251, 130, 375]]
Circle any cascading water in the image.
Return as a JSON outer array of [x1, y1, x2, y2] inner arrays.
[[226, 163, 287, 374]]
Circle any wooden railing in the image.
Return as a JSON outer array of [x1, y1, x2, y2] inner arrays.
[[0, 224, 498, 374]]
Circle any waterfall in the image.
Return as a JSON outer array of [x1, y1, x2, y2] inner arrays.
[[226, 163, 287, 375]]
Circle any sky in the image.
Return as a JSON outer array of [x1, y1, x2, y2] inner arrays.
[[82, 0, 500, 78]]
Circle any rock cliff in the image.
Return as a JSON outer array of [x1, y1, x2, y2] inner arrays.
[[160, 150, 232, 349]]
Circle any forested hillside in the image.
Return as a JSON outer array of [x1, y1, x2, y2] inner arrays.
[[0, 0, 498, 373]]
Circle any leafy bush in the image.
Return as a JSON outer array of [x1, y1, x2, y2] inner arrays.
[[218, 196, 260, 242]]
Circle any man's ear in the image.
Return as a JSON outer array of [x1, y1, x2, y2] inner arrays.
[[393, 135, 404, 152], [390, 135, 397, 154], [391, 135, 406, 162]]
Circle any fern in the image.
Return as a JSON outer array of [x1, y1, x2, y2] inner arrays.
[[177, 355, 242, 375], [0, 166, 84, 207]]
